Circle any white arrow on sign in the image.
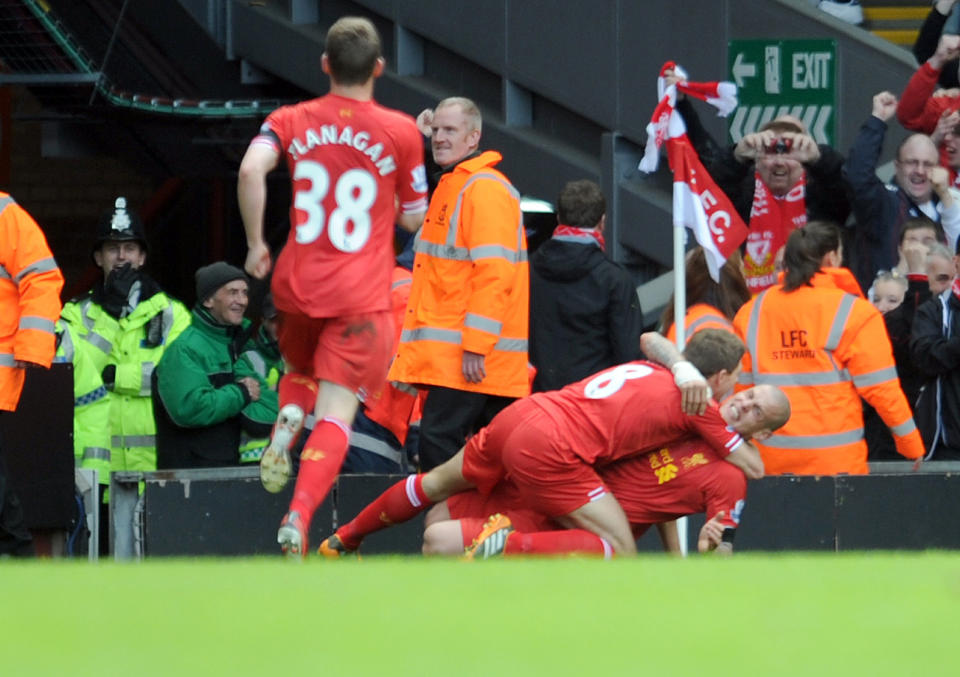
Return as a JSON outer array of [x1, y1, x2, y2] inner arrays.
[[729, 104, 833, 144], [732, 52, 757, 87]]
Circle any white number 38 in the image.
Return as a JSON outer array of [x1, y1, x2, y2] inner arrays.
[[293, 161, 378, 252]]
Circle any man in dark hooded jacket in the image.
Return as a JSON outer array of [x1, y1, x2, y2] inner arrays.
[[529, 180, 642, 392]]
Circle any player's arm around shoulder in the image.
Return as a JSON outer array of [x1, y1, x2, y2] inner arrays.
[[724, 441, 764, 480]]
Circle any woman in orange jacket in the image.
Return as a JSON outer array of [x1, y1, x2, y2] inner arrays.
[[732, 221, 924, 475], [661, 247, 751, 346]]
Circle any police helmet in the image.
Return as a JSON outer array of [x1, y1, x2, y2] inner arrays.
[[92, 197, 148, 254]]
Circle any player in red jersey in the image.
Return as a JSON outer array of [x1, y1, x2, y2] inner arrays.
[[425, 437, 747, 558], [318, 329, 790, 557], [237, 16, 428, 556]]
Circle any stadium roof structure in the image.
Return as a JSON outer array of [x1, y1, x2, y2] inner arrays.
[[0, 0, 286, 118]]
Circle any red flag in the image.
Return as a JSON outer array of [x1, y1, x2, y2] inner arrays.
[[667, 137, 749, 280]]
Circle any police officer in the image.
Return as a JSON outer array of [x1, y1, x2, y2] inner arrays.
[[61, 197, 190, 553]]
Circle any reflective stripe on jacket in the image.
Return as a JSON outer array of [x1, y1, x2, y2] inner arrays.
[[61, 288, 191, 472], [665, 303, 734, 346], [733, 267, 923, 475], [389, 151, 530, 397], [54, 320, 111, 480], [0, 193, 64, 411]]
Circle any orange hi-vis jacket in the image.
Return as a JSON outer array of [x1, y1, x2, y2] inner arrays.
[[365, 265, 419, 444], [665, 303, 734, 345], [733, 267, 924, 475], [0, 193, 64, 411], [389, 150, 530, 398]]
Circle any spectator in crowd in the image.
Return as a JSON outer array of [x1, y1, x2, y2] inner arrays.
[[0, 192, 64, 556], [733, 221, 925, 475], [675, 86, 849, 294], [318, 329, 786, 558], [913, 0, 960, 89], [388, 96, 529, 471], [238, 16, 428, 556], [844, 91, 960, 292], [238, 294, 283, 465], [898, 37, 960, 144], [60, 197, 190, 546], [529, 179, 641, 392], [866, 239, 952, 461], [870, 270, 908, 314], [660, 247, 751, 348], [153, 262, 277, 469], [343, 236, 419, 473], [910, 238, 960, 459]]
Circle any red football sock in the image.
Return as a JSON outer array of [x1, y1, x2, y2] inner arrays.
[[503, 529, 613, 558], [288, 417, 351, 524], [337, 474, 433, 550], [277, 373, 318, 415]]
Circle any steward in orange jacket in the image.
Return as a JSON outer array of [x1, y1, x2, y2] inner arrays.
[[0, 193, 64, 411], [387, 97, 528, 471], [0, 193, 63, 556], [666, 303, 735, 345], [389, 149, 529, 398], [733, 222, 924, 475]]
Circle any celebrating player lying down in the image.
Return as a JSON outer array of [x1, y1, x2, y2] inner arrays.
[[319, 329, 790, 557], [423, 435, 748, 559]]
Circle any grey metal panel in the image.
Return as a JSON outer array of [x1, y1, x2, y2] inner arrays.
[[506, 0, 618, 128], [616, 0, 730, 143], [350, 0, 401, 20], [394, 0, 507, 74]]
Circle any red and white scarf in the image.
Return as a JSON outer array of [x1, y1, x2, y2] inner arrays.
[[639, 61, 746, 281], [743, 175, 807, 294], [639, 61, 738, 174], [552, 224, 605, 251]]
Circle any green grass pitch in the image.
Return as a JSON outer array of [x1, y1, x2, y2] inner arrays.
[[2, 552, 956, 676]]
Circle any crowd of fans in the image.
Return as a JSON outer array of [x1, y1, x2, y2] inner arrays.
[[5, 9, 960, 558]]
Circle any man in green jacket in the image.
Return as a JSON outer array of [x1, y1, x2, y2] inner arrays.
[[153, 262, 278, 468], [61, 198, 190, 548]]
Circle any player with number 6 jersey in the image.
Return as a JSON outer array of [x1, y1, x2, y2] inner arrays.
[[238, 16, 427, 558]]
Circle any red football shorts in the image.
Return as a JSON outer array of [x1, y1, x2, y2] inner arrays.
[[461, 398, 610, 517], [276, 310, 394, 397]]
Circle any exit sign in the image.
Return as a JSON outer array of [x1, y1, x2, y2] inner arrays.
[[727, 39, 836, 145]]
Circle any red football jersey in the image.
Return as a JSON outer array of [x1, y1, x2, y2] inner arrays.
[[603, 438, 746, 530], [528, 361, 744, 465], [255, 94, 428, 317]]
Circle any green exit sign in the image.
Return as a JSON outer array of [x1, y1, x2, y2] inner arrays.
[[727, 38, 836, 145]]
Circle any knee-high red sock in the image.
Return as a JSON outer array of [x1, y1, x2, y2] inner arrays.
[[503, 529, 613, 558], [288, 417, 351, 524], [278, 373, 318, 414], [336, 474, 433, 550]]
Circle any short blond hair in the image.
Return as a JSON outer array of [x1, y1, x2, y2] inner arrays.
[[435, 97, 482, 133]]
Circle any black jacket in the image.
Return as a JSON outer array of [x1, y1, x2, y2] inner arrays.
[[843, 116, 947, 293], [910, 290, 960, 459], [913, 5, 960, 89], [529, 239, 642, 392], [866, 277, 931, 460]]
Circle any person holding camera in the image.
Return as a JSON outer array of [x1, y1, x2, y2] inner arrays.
[[675, 96, 849, 295], [843, 91, 960, 294]]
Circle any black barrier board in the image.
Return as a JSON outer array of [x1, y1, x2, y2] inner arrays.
[[144, 475, 333, 556], [734, 475, 836, 551], [836, 474, 960, 550], [336, 474, 424, 555], [0, 364, 74, 529]]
